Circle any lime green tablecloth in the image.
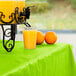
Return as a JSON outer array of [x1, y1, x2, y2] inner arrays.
[[0, 41, 75, 76], [75, 64, 76, 76]]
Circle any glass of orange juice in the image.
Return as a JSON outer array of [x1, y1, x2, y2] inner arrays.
[[23, 27, 37, 49]]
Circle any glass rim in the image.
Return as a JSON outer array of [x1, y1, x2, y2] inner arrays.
[[23, 27, 37, 30]]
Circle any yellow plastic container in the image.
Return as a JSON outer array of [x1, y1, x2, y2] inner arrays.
[[0, 0, 25, 24], [23, 28, 37, 49]]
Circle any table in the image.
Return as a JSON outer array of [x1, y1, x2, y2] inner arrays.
[[0, 41, 75, 76], [73, 64, 76, 76]]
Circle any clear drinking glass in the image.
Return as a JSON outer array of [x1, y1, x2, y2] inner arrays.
[[23, 27, 37, 49]]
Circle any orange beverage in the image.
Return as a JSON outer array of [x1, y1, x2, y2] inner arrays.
[[0, 0, 25, 24], [23, 27, 37, 49]]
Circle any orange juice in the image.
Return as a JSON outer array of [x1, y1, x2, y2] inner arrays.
[[23, 29, 37, 49], [0, 0, 25, 24]]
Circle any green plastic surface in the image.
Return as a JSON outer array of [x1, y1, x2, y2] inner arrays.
[[73, 63, 76, 76], [0, 41, 75, 76]]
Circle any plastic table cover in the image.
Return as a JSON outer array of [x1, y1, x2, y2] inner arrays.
[[0, 41, 75, 76]]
